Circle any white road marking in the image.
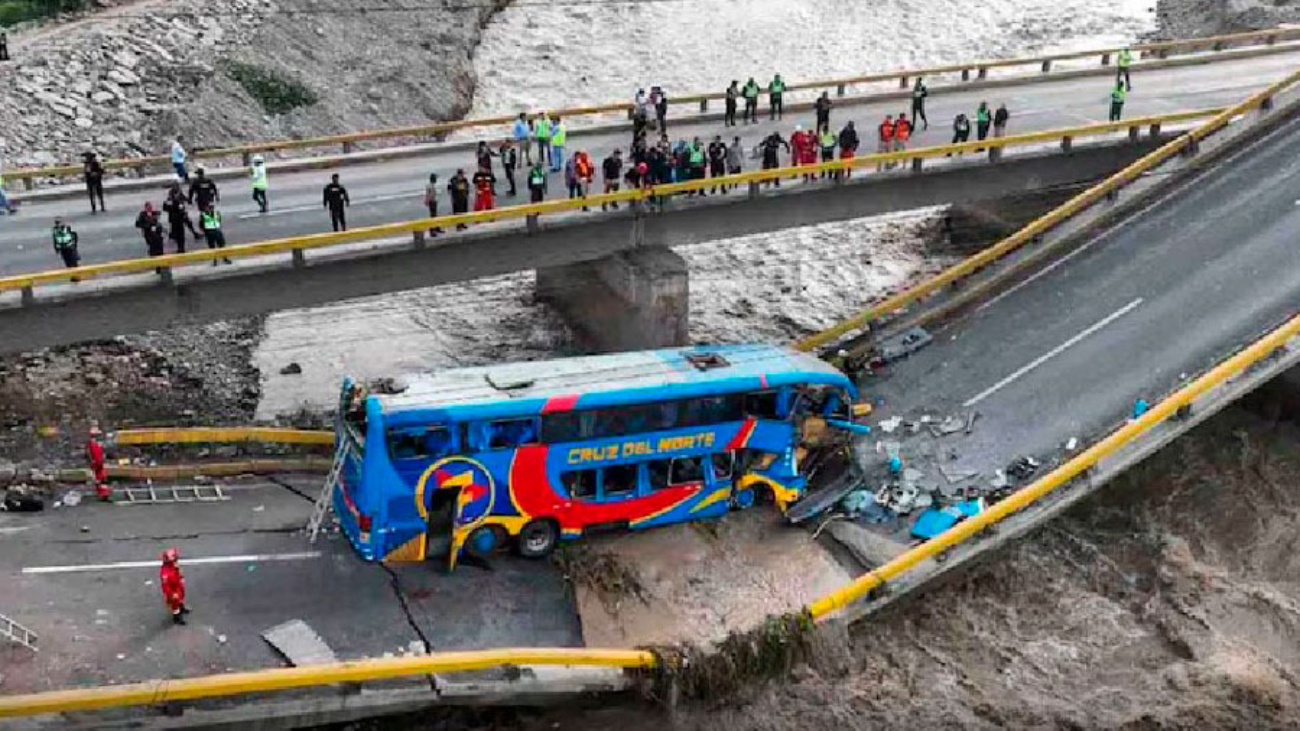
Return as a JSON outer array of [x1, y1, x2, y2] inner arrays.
[[0, 526, 31, 535], [237, 191, 421, 219], [22, 551, 321, 575], [963, 297, 1144, 407]]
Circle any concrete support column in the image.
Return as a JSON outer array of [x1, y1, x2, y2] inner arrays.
[[536, 246, 688, 353]]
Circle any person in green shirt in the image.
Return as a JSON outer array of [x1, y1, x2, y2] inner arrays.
[[534, 113, 553, 170], [742, 77, 760, 124], [549, 116, 567, 173], [768, 73, 786, 121], [1109, 81, 1127, 122], [1117, 46, 1133, 92], [199, 207, 230, 265], [975, 101, 992, 142]]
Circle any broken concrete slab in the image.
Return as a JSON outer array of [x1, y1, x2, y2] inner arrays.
[[262, 619, 337, 667], [828, 521, 911, 568]]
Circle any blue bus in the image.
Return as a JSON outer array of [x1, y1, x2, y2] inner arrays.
[[332, 343, 862, 568]]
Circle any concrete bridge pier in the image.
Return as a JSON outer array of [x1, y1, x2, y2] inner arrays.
[[536, 246, 689, 353]]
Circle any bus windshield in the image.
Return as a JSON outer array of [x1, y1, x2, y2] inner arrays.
[[328, 344, 862, 568]]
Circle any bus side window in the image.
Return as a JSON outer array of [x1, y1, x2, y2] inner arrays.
[[562, 469, 598, 500], [424, 427, 454, 458], [601, 464, 639, 499], [711, 451, 735, 479], [744, 391, 780, 420], [670, 456, 705, 485], [388, 427, 452, 461], [541, 412, 583, 443], [486, 418, 538, 449], [646, 459, 671, 491]]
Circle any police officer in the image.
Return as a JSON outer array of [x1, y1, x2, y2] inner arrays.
[[51, 218, 79, 272], [322, 173, 350, 232], [707, 136, 727, 194], [250, 154, 269, 213], [601, 149, 623, 210], [757, 131, 790, 187], [163, 182, 198, 253], [814, 91, 832, 133], [447, 169, 471, 229], [188, 167, 219, 212], [724, 80, 739, 127], [135, 202, 166, 260], [82, 151, 105, 213], [768, 73, 786, 120], [949, 113, 972, 156], [1117, 46, 1133, 92], [527, 161, 547, 204], [912, 77, 929, 130], [534, 113, 553, 170], [818, 125, 837, 178], [549, 117, 567, 173], [975, 102, 992, 143], [742, 77, 760, 124], [199, 206, 230, 264], [499, 138, 518, 197], [1109, 81, 1127, 122]]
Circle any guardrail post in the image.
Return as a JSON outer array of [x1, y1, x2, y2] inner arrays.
[[627, 108, 635, 120], [911, 157, 923, 173], [1261, 95, 1274, 111], [836, 83, 845, 96], [897, 75, 907, 89], [699, 99, 708, 112], [526, 214, 539, 234], [20, 286, 34, 307], [158, 267, 173, 285], [1041, 59, 1052, 72], [1060, 135, 1073, 152], [748, 181, 760, 200], [961, 68, 970, 81], [412, 230, 426, 250], [292, 249, 306, 268], [1181, 136, 1200, 157], [1149, 123, 1162, 137], [1106, 187, 1119, 203], [1128, 125, 1140, 142], [342, 141, 356, 154], [1157, 48, 1168, 59], [241, 152, 252, 166], [1101, 52, 1111, 66], [988, 146, 1002, 163], [1212, 41, 1225, 51], [134, 164, 148, 179], [1267, 34, 1277, 45], [977, 66, 988, 80], [21, 177, 33, 191]]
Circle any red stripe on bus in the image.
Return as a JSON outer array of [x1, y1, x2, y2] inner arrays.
[[726, 419, 757, 451], [541, 394, 581, 414]]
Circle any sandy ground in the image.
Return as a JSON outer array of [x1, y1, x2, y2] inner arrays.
[[569, 510, 852, 648]]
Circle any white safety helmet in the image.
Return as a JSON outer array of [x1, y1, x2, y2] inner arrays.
[[252, 154, 264, 165]]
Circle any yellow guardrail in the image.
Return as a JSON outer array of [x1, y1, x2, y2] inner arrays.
[[808, 306, 1300, 619], [6, 27, 1297, 185], [792, 66, 1300, 353], [0, 110, 1221, 297], [0, 648, 657, 718], [111, 427, 334, 446]]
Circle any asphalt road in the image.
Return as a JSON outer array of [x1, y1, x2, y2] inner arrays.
[[863, 103, 1300, 506], [0, 477, 579, 693], [3, 50, 1299, 278]]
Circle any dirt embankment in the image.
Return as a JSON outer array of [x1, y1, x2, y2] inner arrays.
[[0, 0, 508, 167], [1155, 0, 1300, 39]]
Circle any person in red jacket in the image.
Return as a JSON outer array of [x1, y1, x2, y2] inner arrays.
[[86, 425, 111, 501], [472, 166, 496, 212], [159, 547, 190, 624], [877, 115, 896, 170]]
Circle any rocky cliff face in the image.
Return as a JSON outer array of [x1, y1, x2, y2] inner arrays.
[[0, 0, 508, 167], [1156, 0, 1300, 39]]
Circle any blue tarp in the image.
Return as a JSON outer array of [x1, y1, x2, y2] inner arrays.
[[910, 500, 982, 540]]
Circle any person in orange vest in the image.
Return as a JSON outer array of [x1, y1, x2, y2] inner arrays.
[[472, 165, 497, 212], [86, 425, 111, 501], [573, 150, 595, 210], [877, 115, 895, 170], [894, 113, 913, 153], [159, 548, 190, 625]]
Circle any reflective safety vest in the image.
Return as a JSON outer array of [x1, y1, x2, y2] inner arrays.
[[879, 121, 895, 141], [895, 120, 912, 141], [529, 168, 546, 186], [819, 130, 836, 150], [250, 165, 268, 190], [1111, 87, 1127, 104], [743, 81, 759, 100], [52, 227, 75, 250], [200, 210, 222, 230], [977, 107, 991, 124], [770, 78, 786, 94], [1118, 48, 1132, 68], [688, 145, 705, 165], [550, 123, 567, 146], [535, 118, 552, 141]]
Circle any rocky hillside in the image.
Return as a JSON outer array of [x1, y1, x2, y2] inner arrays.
[[1156, 0, 1300, 38], [0, 0, 508, 168]]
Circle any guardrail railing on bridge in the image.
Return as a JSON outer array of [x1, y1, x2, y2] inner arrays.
[[0, 109, 1223, 303], [4, 27, 1297, 189], [2, 71, 1300, 723]]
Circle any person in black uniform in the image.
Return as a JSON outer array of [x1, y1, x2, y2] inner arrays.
[[83, 151, 105, 213], [322, 173, 350, 232], [757, 131, 790, 188], [447, 169, 470, 230], [187, 168, 219, 212]]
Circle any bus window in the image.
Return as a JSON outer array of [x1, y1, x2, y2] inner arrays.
[[711, 451, 735, 479], [681, 395, 744, 428], [744, 391, 780, 420], [387, 426, 452, 461], [602, 464, 639, 498], [562, 469, 598, 500], [486, 418, 538, 449], [541, 412, 583, 443], [670, 456, 705, 485], [646, 459, 671, 491]]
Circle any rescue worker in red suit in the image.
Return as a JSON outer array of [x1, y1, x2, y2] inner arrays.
[[472, 166, 496, 212], [790, 125, 817, 182], [86, 426, 110, 501], [160, 547, 190, 624]]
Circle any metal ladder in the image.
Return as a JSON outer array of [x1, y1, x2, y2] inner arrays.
[[118, 484, 230, 505], [0, 612, 38, 652], [306, 447, 346, 543]]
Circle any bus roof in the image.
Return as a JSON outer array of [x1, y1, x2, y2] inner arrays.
[[372, 343, 854, 423]]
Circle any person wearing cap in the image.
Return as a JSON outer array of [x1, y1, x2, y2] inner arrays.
[[83, 151, 105, 214], [159, 548, 190, 624], [249, 154, 269, 213], [135, 202, 166, 262], [86, 425, 110, 501]]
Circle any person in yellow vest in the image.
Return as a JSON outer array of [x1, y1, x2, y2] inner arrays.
[[1117, 46, 1133, 92], [768, 73, 786, 121], [199, 207, 230, 265], [549, 116, 567, 173], [534, 113, 553, 170], [51, 218, 79, 271], [1108, 81, 1127, 122], [249, 154, 269, 213]]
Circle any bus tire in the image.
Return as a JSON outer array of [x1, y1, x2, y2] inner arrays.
[[731, 488, 756, 510], [517, 519, 558, 559], [466, 524, 506, 557]]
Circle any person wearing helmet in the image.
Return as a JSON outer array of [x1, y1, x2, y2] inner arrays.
[[86, 425, 110, 501], [249, 154, 268, 213], [159, 548, 190, 624]]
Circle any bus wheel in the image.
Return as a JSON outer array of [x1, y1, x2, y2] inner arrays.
[[466, 525, 506, 558], [731, 488, 756, 510], [517, 520, 558, 559]]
